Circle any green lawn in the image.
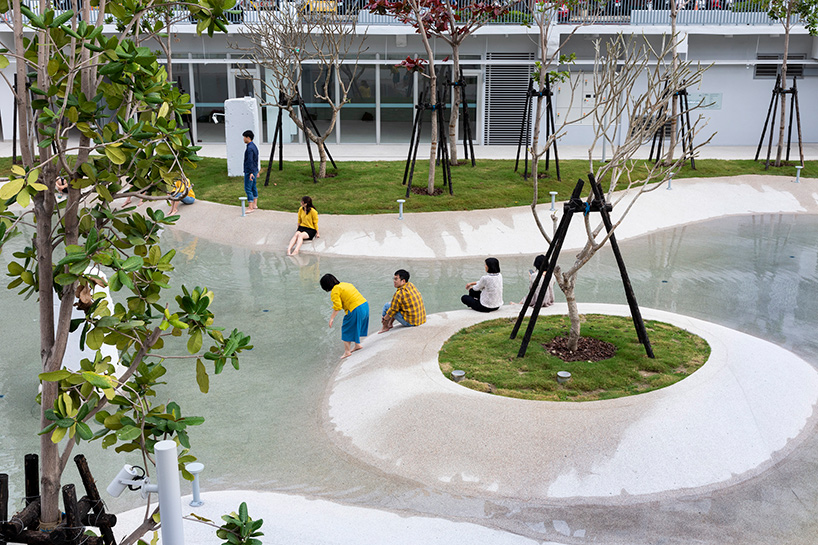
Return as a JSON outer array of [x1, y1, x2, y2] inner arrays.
[[439, 315, 710, 402], [2, 156, 814, 215]]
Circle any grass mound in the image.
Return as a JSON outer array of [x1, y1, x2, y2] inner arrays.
[[439, 314, 710, 402]]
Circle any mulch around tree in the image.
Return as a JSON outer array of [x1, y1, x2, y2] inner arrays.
[[409, 186, 445, 196], [543, 336, 617, 362]]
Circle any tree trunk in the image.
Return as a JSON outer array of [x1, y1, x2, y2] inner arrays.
[[775, 14, 791, 167], [563, 276, 581, 352], [317, 141, 328, 178], [667, 5, 679, 164], [448, 49, 461, 166]]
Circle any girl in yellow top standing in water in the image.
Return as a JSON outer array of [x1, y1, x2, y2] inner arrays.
[[287, 196, 319, 256]]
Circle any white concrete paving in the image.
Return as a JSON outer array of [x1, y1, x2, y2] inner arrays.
[[325, 304, 818, 502], [114, 490, 553, 545]]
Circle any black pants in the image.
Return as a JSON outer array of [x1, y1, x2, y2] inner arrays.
[[461, 289, 499, 313]]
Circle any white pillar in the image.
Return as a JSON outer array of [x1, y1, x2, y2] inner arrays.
[[155, 440, 185, 545], [225, 96, 260, 177]]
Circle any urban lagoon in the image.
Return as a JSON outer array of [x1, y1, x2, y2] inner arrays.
[[2, 213, 817, 542]]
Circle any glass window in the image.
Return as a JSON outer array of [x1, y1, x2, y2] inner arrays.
[[380, 64, 415, 144], [192, 63, 229, 143], [301, 64, 336, 140], [338, 65, 376, 143]]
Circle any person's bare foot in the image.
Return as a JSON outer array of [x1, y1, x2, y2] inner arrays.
[[352, 345, 363, 352], [341, 351, 353, 359], [246, 208, 255, 214], [378, 325, 392, 334]]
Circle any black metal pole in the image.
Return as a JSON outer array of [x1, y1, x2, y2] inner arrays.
[[406, 101, 425, 198], [515, 80, 533, 173], [763, 87, 779, 170]]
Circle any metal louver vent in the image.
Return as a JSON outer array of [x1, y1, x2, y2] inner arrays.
[[485, 53, 534, 145]]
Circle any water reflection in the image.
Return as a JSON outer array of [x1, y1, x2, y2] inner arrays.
[[1, 214, 818, 540]]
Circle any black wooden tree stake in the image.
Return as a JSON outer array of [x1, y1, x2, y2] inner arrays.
[[754, 75, 804, 169], [515, 75, 561, 181], [510, 176, 653, 359]]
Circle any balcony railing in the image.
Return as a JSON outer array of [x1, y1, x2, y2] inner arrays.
[[4, 0, 798, 27]]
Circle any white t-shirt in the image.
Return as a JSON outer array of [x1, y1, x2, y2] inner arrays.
[[474, 273, 503, 309]]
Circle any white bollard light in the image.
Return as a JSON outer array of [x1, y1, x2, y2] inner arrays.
[[397, 199, 406, 220], [186, 462, 205, 507], [667, 173, 673, 190], [240, 197, 247, 216], [794, 165, 803, 184], [549, 191, 558, 211], [155, 440, 185, 545]]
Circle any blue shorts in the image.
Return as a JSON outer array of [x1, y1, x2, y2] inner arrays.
[[341, 302, 369, 344]]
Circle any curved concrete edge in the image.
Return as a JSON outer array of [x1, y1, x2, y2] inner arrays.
[[168, 175, 818, 259], [113, 490, 556, 545], [324, 304, 818, 503]]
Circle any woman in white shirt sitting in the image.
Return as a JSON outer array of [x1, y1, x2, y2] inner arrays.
[[461, 257, 503, 312]]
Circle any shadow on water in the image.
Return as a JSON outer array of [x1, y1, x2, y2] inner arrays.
[[2, 213, 818, 544]]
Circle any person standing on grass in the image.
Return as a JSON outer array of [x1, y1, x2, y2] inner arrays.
[[379, 269, 426, 333], [243, 129, 259, 213], [287, 196, 319, 256], [321, 274, 370, 359]]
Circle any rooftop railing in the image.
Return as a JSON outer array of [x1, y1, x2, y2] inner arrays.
[[4, 0, 799, 28]]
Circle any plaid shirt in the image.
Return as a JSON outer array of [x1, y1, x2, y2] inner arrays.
[[386, 282, 426, 326]]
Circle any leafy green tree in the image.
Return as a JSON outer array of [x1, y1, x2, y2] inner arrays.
[[0, 0, 251, 541]]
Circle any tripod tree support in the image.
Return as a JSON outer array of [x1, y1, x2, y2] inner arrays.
[[403, 85, 453, 197], [515, 75, 560, 181], [510, 175, 653, 359], [263, 90, 337, 185], [754, 75, 803, 169], [649, 80, 696, 170], [447, 68, 476, 167]]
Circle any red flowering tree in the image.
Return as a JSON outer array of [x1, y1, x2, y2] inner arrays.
[[367, 0, 512, 191]]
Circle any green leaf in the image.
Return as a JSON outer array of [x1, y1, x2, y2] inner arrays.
[[81, 371, 115, 389], [105, 146, 127, 165], [0, 178, 24, 199], [121, 255, 144, 272], [0, 55, 9, 70], [51, 426, 67, 443], [76, 422, 93, 440], [39, 370, 72, 382], [188, 329, 202, 354], [195, 358, 209, 393], [86, 328, 105, 350], [116, 425, 142, 441]]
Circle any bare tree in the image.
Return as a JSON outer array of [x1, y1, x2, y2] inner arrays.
[[767, 0, 817, 166], [532, 34, 713, 351], [237, 7, 368, 178]]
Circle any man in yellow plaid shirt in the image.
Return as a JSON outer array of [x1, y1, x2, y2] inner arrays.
[[379, 269, 426, 333]]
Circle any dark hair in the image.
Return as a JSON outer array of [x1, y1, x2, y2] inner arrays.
[[320, 274, 340, 292], [394, 269, 410, 282], [485, 257, 500, 274], [301, 196, 313, 214], [533, 254, 546, 271], [242, 130, 254, 140]]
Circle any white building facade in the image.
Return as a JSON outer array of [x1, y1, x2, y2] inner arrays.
[[1, 4, 816, 149]]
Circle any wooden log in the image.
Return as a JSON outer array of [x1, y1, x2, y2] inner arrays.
[[74, 456, 117, 545], [23, 454, 39, 508], [57, 484, 82, 545], [0, 499, 40, 538], [3, 529, 105, 545], [1, 473, 7, 545], [77, 497, 117, 528]]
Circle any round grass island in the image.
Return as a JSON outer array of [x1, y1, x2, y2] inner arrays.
[[439, 314, 711, 402]]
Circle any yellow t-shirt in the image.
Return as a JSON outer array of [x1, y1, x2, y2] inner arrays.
[[298, 207, 318, 230], [172, 178, 195, 199], [330, 282, 366, 313]]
